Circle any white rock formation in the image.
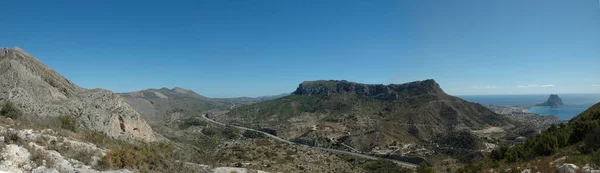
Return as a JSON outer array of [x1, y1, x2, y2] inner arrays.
[[0, 48, 156, 142]]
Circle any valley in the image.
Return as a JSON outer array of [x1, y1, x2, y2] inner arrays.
[[201, 113, 419, 169], [0, 47, 594, 173]]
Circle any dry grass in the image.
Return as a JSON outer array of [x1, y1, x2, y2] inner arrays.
[[29, 146, 47, 167], [2, 130, 25, 145]]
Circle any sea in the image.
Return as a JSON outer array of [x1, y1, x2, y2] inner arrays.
[[459, 94, 600, 120]]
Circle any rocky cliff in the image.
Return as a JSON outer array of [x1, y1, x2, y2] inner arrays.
[[0, 48, 157, 142], [292, 79, 445, 99], [537, 94, 564, 108]]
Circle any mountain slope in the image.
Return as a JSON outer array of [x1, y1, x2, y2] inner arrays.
[[458, 102, 600, 172], [0, 47, 156, 142], [218, 79, 510, 151], [119, 88, 287, 123]]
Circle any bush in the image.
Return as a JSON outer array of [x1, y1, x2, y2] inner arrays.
[[221, 127, 239, 139], [98, 143, 174, 171], [416, 163, 435, 173], [178, 118, 207, 129], [58, 115, 78, 132], [258, 128, 277, 136], [3, 130, 24, 145], [100, 147, 144, 169], [592, 149, 600, 167], [1, 101, 23, 119], [361, 159, 411, 173], [242, 130, 264, 139], [63, 148, 96, 165], [584, 128, 600, 153], [201, 128, 216, 136]]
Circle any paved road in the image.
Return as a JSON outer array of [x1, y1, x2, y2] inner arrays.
[[202, 114, 418, 169]]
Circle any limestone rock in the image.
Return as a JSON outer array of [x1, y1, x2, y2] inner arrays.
[[537, 94, 564, 108], [0, 48, 156, 142], [292, 79, 444, 100]]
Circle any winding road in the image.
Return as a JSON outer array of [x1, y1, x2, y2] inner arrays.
[[201, 114, 418, 169]]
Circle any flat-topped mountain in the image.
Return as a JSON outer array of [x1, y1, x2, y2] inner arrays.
[[0, 47, 157, 142], [537, 94, 564, 108], [293, 79, 444, 99], [219, 79, 511, 152]]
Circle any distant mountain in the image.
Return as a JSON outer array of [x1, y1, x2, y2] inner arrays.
[[0, 48, 157, 142], [218, 79, 511, 151], [537, 94, 564, 108], [119, 88, 286, 123]]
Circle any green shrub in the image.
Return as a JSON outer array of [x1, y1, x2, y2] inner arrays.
[[201, 128, 216, 136], [178, 118, 207, 129], [98, 143, 174, 171], [1, 101, 23, 119], [361, 159, 411, 173], [58, 115, 77, 132], [221, 127, 239, 139], [3, 130, 24, 145], [592, 149, 600, 167], [242, 130, 264, 139], [416, 163, 435, 173]]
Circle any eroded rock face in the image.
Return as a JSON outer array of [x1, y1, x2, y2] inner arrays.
[[0, 48, 156, 142], [292, 79, 445, 100]]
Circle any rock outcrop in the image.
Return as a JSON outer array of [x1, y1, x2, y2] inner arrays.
[[537, 94, 564, 108], [0, 47, 156, 142], [0, 126, 132, 173], [292, 79, 444, 100]]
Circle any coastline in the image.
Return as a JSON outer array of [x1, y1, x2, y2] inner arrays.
[[485, 104, 565, 126]]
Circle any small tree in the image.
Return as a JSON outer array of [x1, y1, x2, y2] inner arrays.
[[242, 130, 264, 139], [58, 115, 78, 132], [0, 101, 23, 119], [592, 149, 600, 167], [584, 128, 600, 153]]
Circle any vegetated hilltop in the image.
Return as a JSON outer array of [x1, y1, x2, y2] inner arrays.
[[219, 79, 512, 153], [0, 48, 156, 142], [459, 102, 600, 172]]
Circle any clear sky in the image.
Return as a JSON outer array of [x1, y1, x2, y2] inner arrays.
[[1, 0, 599, 97]]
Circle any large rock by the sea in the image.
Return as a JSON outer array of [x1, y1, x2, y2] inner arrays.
[[537, 94, 564, 108]]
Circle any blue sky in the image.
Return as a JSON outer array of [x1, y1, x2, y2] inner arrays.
[[1, 0, 599, 97]]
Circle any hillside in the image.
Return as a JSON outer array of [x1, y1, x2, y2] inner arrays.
[[119, 88, 286, 124], [0, 48, 377, 173], [458, 102, 600, 172], [218, 79, 511, 154], [0, 48, 156, 142]]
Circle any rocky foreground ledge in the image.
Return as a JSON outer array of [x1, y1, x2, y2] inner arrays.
[[0, 123, 282, 173]]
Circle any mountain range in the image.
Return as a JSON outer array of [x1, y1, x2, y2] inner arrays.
[[3, 47, 586, 172], [118, 88, 287, 124]]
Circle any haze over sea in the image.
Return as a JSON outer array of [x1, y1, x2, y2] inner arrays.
[[459, 94, 600, 120]]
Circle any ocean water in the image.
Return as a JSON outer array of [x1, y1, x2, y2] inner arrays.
[[459, 94, 600, 120]]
